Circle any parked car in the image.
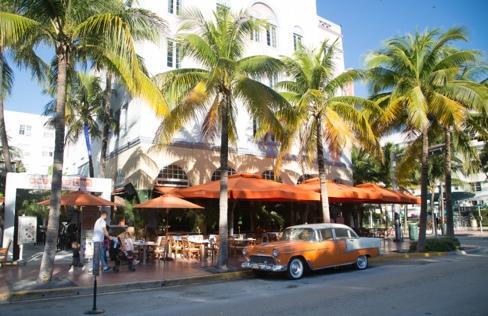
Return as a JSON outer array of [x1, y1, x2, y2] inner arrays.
[[242, 223, 382, 279]]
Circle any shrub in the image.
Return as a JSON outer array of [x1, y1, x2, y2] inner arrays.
[[409, 237, 460, 252]]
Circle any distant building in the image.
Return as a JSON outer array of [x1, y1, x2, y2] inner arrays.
[[2, 110, 55, 175], [381, 132, 488, 209]]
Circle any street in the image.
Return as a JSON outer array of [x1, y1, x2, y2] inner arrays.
[[1, 236, 488, 316]]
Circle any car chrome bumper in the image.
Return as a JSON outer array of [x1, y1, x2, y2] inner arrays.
[[241, 261, 287, 272]]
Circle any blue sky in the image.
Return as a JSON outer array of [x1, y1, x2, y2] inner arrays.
[[5, 0, 488, 114]]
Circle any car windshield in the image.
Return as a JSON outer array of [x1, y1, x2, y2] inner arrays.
[[281, 228, 315, 241]]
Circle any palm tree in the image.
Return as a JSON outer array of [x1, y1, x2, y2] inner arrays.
[[0, 0, 45, 176], [155, 7, 288, 268], [46, 72, 105, 177], [0, 0, 167, 283], [92, 2, 166, 178], [277, 41, 380, 223], [367, 28, 486, 250]]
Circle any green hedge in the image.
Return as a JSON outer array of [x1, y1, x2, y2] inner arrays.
[[409, 237, 460, 252]]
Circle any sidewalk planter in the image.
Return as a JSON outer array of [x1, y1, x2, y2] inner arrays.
[[408, 223, 419, 241]]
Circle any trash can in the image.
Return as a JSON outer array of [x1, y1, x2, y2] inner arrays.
[[408, 223, 419, 241]]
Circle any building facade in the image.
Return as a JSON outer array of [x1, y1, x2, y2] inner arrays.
[[81, 0, 353, 192], [1, 110, 55, 175]]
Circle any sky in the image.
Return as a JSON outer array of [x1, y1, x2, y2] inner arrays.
[[4, 0, 488, 114]]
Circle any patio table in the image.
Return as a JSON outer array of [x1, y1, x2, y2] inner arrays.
[[189, 239, 210, 259], [134, 241, 156, 264]]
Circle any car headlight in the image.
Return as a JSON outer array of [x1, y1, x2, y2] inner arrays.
[[242, 248, 247, 256], [272, 249, 280, 257]]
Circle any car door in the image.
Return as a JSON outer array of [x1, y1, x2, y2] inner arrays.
[[332, 228, 351, 264], [315, 228, 338, 268]]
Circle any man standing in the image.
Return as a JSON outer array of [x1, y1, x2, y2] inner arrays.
[[93, 211, 111, 274]]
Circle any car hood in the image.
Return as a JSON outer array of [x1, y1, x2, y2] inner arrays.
[[247, 240, 313, 255]]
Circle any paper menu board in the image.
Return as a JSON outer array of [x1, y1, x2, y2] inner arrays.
[[18, 216, 37, 244]]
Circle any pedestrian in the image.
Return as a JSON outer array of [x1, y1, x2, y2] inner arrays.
[[92, 210, 112, 274], [68, 241, 82, 272]]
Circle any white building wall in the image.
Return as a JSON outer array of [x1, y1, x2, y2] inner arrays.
[[4, 110, 55, 174], [122, 0, 347, 152], [71, 0, 351, 184]]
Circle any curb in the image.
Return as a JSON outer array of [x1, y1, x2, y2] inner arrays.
[[371, 251, 450, 263], [1, 270, 254, 304]]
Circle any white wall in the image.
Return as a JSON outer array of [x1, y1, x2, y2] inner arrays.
[[4, 110, 55, 174], [122, 0, 346, 150]]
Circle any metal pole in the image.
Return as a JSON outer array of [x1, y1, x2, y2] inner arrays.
[[84, 275, 104, 314], [479, 206, 483, 233]]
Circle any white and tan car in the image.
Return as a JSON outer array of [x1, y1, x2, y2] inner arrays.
[[242, 223, 382, 279]]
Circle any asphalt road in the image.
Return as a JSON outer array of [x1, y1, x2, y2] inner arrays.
[[2, 236, 488, 316]]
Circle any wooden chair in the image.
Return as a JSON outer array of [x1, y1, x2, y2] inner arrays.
[[205, 236, 219, 262], [182, 237, 200, 261], [153, 236, 167, 259], [169, 236, 183, 260], [0, 240, 12, 267]]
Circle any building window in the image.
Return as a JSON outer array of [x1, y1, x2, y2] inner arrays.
[[155, 164, 190, 187], [168, 0, 181, 15], [268, 74, 277, 88], [266, 24, 277, 47], [293, 33, 303, 51], [42, 151, 53, 157], [216, 2, 229, 13], [211, 167, 237, 181], [297, 174, 317, 184], [167, 39, 181, 69], [262, 170, 281, 182], [42, 128, 54, 138], [19, 124, 32, 136], [250, 29, 260, 42], [471, 182, 482, 192]]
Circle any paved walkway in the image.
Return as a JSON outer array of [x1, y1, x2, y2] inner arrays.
[[2, 231, 478, 296]]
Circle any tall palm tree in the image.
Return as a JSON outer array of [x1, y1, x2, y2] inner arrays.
[[0, 0, 45, 176], [92, 2, 166, 178], [46, 72, 105, 177], [277, 41, 380, 222], [367, 28, 486, 250], [155, 7, 288, 268], [0, 0, 167, 283]]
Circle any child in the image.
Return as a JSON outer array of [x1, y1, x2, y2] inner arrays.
[[69, 241, 82, 272]]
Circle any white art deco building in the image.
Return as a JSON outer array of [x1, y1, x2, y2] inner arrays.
[[71, 0, 353, 193]]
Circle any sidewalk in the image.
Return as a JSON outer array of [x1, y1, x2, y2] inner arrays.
[[0, 236, 457, 303]]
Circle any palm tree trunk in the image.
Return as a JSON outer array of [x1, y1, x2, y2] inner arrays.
[[417, 126, 429, 252], [0, 50, 12, 173], [430, 184, 437, 237], [439, 182, 445, 235], [38, 47, 69, 283], [444, 128, 454, 237], [316, 116, 331, 223], [217, 92, 230, 269], [99, 72, 112, 178]]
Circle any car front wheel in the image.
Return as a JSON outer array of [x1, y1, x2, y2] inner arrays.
[[287, 257, 305, 279], [355, 255, 368, 270]]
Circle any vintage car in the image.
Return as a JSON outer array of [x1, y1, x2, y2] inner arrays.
[[241, 223, 382, 279]]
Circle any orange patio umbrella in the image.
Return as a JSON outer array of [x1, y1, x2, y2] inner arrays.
[[397, 191, 421, 204], [134, 194, 204, 209], [38, 191, 119, 207], [175, 173, 321, 202], [355, 183, 406, 204], [297, 178, 381, 203]]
